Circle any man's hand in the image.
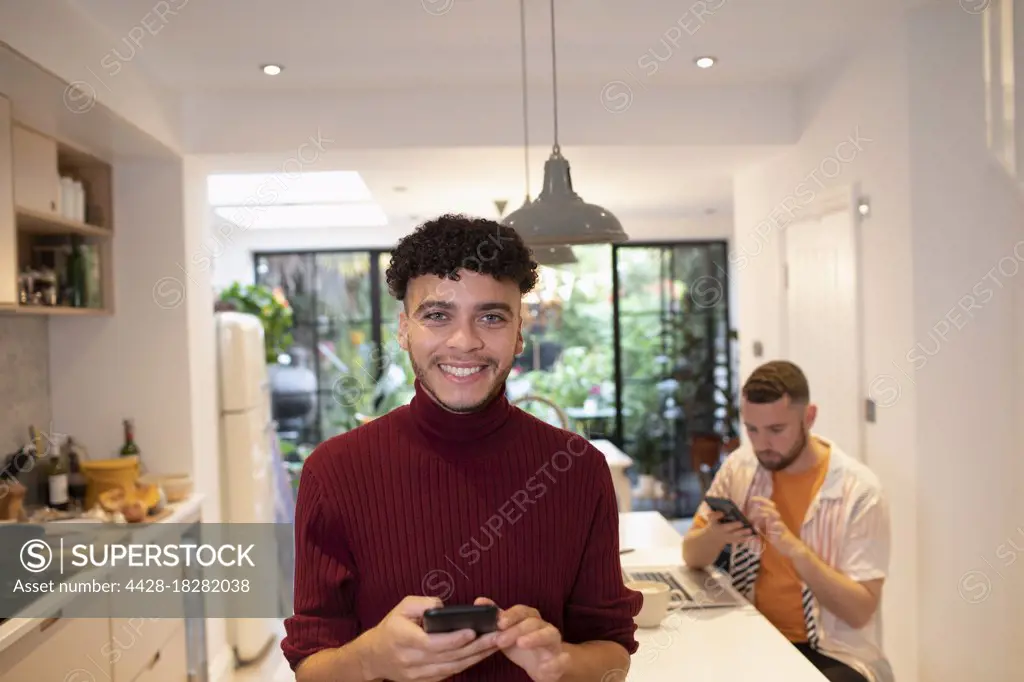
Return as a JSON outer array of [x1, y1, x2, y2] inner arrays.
[[703, 509, 756, 546], [360, 596, 499, 682], [749, 496, 806, 559], [474, 598, 569, 682]]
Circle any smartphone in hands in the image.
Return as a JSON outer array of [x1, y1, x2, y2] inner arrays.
[[422, 605, 499, 636], [703, 496, 756, 531]]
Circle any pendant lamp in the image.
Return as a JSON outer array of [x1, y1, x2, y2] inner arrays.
[[495, 199, 577, 266], [533, 241, 578, 265], [502, 0, 628, 246]]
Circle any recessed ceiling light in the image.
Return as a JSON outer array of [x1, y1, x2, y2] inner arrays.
[[695, 56, 716, 69], [261, 64, 283, 76]]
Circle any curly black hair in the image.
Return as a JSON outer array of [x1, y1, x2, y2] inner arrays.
[[385, 213, 539, 301]]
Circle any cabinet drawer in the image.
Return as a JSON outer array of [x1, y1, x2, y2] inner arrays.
[[131, 624, 187, 682], [0, 595, 112, 681], [111, 616, 184, 682], [12, 124, 59, 215]]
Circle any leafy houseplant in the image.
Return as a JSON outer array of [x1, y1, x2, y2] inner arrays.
[[218, 283, 295, 363]]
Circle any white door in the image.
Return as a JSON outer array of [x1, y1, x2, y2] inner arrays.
[[784, 206, 863, 461]]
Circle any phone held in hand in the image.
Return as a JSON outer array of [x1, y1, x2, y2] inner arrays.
[[422, 605, 499, 635], [704, 495, 756, 531]]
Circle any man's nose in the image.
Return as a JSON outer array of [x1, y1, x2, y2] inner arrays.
[[446, 321, 482, 351]]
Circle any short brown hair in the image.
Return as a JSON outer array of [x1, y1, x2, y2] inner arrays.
[[742, 360, 810, 404]]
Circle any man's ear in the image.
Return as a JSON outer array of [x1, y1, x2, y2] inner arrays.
[[398, 310, 409, 350], [515, 318, 525, 356], [803, 403, 818, 430]]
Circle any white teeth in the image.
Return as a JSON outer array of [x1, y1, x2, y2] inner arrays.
[[440, 364, 484, 377]]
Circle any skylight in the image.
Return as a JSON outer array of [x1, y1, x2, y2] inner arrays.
[[214, 203, 388, 229], [207, 171, 373, 205]]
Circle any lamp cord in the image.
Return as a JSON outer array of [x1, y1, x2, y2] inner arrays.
[[519, 0, 531, 199], [548, 0, 559, 152]]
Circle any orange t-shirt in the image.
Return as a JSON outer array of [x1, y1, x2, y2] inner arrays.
[[753, 451, 830, 642]]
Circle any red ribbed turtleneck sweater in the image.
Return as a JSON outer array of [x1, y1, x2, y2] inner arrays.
[[281, 380, 642, 679]]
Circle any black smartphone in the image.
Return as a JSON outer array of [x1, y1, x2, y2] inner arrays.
[[704, 496, 756, 531], [422, 605, 499, 635]]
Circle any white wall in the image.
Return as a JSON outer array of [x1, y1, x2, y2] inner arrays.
[[733, 7, 1024, 681], [732, 18, 918, 681], [906, 9, 1024, 681], [50, 160, 195, 467]]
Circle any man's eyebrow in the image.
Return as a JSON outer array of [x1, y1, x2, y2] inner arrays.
[[412, 299, 455, 316], [476, 302, 514, 313]]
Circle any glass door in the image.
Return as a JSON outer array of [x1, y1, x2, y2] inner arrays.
[[374, 251, 416, 414], [314, 252, 375, 438], [612, 241, 733, 517]]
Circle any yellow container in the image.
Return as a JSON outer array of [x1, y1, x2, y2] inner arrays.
[[81, 456, 139, 511]]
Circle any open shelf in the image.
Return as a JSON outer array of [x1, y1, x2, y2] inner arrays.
[[14, 304, 109, 316], [15, 206, 112, 239], [3, 121, 115, 315]]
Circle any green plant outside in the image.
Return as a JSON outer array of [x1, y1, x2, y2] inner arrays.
[[219, 282, 295, 363]]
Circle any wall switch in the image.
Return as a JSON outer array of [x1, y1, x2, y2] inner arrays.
[[752, 341, 764, 358], [865, 398, 876, 423]]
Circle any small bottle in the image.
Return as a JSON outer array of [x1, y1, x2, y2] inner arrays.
[[120, 419, 141, 458], [47, 435, 70, 511]]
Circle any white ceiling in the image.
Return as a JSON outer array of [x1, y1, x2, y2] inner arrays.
[[65, 0, 929, 220], [202, 144, 783, 224], [71, 0, 927, 92]]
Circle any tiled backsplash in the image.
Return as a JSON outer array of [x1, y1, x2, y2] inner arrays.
[[0, 316, 51, 451]]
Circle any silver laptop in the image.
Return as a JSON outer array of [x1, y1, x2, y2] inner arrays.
[[624, 564, 747, 610]]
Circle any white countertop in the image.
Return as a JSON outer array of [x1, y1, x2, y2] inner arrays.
[[618, 512, 827, 681], [0, 494, 204, 656]]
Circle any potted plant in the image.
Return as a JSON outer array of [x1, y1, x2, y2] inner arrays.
[[629, 411, 669, 498], [218, 282, 295, 364]]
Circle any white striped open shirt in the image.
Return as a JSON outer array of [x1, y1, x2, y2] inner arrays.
[[695, 436, 893, 682]]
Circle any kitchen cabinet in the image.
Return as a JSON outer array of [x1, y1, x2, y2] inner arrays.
[[0, 595, 113, 681], [129, 624, 188, 682], [11, 123, 60, 215], [0, 497, 205, 682], [0, 94, 16, 306]]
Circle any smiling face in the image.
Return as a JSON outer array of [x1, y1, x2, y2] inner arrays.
[[398, 269, 524, 413]]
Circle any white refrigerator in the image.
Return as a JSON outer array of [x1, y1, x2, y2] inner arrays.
[[216, 311, 277, 665]]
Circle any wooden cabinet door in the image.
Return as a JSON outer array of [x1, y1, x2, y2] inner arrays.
[[0, 94, 16, 305], [12, 123, 59, 215], [0, 614, 113, 681]]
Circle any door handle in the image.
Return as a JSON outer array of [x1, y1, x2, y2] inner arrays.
[[39, 610, 63, 632]]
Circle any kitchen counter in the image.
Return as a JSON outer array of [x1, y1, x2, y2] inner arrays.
[[619, 512, 827, 681], [0, 493, 204, 656]]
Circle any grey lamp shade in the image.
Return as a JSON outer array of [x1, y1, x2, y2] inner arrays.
[[533, 244, 577, 265], [502, 148, 629, 246]]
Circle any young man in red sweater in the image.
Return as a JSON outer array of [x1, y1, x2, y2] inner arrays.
[[282, 215, 642, 682]]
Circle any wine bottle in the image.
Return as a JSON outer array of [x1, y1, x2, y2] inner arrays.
[[120, 419, 141, 458], [66, 236, 86, 308], [47, 435, 69, 511]]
